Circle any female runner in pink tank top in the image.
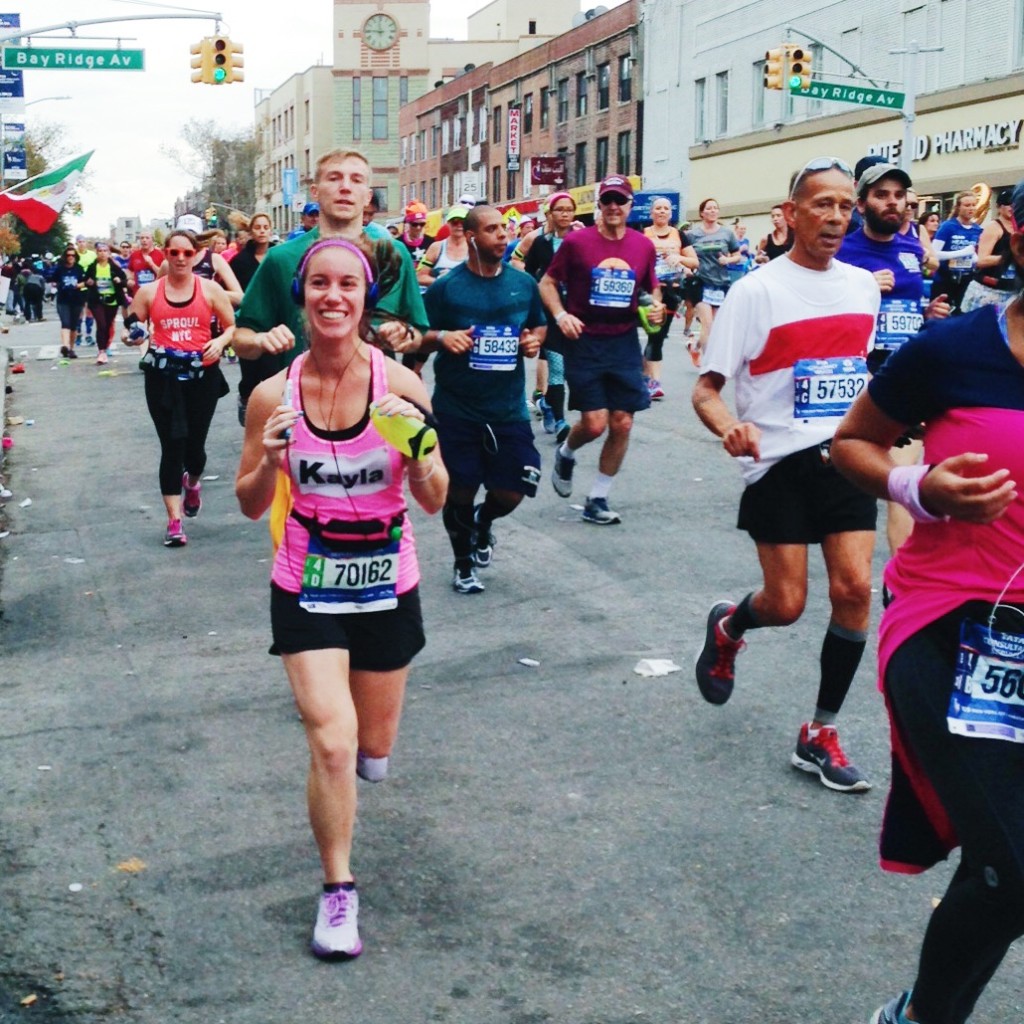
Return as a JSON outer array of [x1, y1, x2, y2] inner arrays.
[[235, 238, 447, 961]]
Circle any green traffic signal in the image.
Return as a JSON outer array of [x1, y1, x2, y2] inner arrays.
[[789, 75, 802, 90], [214, 67, 226, 83]]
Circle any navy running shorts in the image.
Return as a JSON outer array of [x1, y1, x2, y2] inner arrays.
[[435, 412, 541, 497], [270, 583, 425, 670], [737, 442, 878, 544], [562, 327, 650, 415]]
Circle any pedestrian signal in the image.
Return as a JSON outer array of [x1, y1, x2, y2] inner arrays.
[[763, 48, 785, 91]]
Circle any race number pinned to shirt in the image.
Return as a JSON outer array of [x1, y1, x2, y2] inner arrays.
[[300, 534, 400, 614], [590, 267, 635, 308], [469, 325, 519, 371], [875, 298, 924, 353], [793, 356, 868, 421], [135, 269, 156, 286], [949, 618, 1024, 743], [702, 286, 727, 306]]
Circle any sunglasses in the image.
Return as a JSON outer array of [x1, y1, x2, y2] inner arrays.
[[907, 203, 920, 211], [167, 248, 196, 258], [790, 156, 854, 197], [599, 194, 630, 206]]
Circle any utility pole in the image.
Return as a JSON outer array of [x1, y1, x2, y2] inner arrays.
[[890, 40, 944, 173]]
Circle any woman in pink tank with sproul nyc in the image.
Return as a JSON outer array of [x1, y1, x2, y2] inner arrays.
[[122, 229, 236, 548], [235, 238, 447, 962]]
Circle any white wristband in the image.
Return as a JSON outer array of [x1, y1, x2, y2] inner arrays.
[[555, 311, 569, 323], [887, 464, 948, 524]]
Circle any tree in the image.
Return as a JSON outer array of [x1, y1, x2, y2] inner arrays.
[[163, 118, 257, 216]]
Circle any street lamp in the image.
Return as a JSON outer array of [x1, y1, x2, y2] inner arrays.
[[2, 96, 72, 188]]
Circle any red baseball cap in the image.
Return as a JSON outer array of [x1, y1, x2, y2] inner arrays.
[[597, 175, 633, 202]]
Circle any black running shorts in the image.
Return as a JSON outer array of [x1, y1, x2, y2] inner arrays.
[[737, 443, 877, 544], [270, 583, 425, 670]]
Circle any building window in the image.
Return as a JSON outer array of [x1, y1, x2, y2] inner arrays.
[[616, 130, 630, 175], [454, 115, 463, 149], [574, 141, 587, 186], [715, 70, 729, 136], [694, 78, 706, 142], [523, 93, 533, 134], [430, 178, 437, 208], [400, 76, 408, 106], [595, 136, 609, 179], [597, 63, 610, 109], [576, 71, 587, 117], [752, 60, 766, 128], [431, 125, 440, 156], [352, 76, 362, 140], [442, 120, 450, 155], [492, 165, 501, 202], [529, 19, 537, 34], [418, 129, 426, 160], [304, 99, 310, 132], [539, 87, 550, 130], [401, 136, 408, 167], [557, 78, 569, 122], [618, 53, 632, 101], [476, 106, 487, 142], [493, 105, 502, 143], [372, 77, 388, 139], [507, 169, 517, 199]]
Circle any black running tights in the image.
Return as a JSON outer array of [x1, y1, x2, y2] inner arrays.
[[144, 369, 223, 495]]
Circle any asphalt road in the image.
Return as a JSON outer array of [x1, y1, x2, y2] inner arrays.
[[1, 313, 1020, 1023]]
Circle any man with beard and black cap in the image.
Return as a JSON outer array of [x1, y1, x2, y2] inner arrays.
[[838, 162, 951, 554], [840, 162, 951, 374]]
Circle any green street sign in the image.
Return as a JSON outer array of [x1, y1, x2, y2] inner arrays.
[[2, 46, 145, 71], [790, 79, 904, 109]]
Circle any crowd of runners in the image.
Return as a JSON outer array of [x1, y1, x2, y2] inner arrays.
[[13, 145, 1023, 1024]]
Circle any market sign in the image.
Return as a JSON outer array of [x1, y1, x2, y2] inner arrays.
[[2, 46, 145, 71], [507, 106, 521, 172]]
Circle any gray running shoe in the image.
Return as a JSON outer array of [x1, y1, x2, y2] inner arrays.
[[472, 505, 495, 568], [869, 991, 911, 1024], [581, 497, 621, 524], [694, 601, 743, 705], [791, 723, 872, 793], [452, 563, 485, 594], [551, 448, 574, 497]]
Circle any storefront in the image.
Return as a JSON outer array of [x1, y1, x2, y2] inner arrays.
[[686, 73, 1024, 237]]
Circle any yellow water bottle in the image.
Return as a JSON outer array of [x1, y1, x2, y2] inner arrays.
[[369, 402, 438, 461]]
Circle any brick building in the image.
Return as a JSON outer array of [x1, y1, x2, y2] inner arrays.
[[400, 1, 640, 220]]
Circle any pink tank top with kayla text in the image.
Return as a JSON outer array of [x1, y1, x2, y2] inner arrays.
[[270, 347, 419, 595]]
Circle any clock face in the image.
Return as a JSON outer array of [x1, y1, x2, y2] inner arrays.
[[363, 13, 398, 51]]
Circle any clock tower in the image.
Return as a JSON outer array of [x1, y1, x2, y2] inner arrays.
[[333, 0, 431, 217]]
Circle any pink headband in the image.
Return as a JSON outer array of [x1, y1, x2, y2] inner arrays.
[[297, 238, 375, 285], [546, 191, 575, 212]]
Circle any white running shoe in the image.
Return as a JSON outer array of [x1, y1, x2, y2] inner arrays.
[[311, 885, 362, 960]]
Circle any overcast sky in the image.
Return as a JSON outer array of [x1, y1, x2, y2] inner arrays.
[[6, 0, 536, 236]]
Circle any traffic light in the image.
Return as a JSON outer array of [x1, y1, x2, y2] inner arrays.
[[786, 44, 813, 91], [763, 47, 785, 90], [190, 38, 212, 84], [206, 36, 244, 85]]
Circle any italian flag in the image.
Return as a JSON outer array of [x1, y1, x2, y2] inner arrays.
[[0, 151, 93, 233]]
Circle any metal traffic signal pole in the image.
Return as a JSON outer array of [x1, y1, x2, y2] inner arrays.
[[0, 12, 225, 44], [890, 40, 945, 173]]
